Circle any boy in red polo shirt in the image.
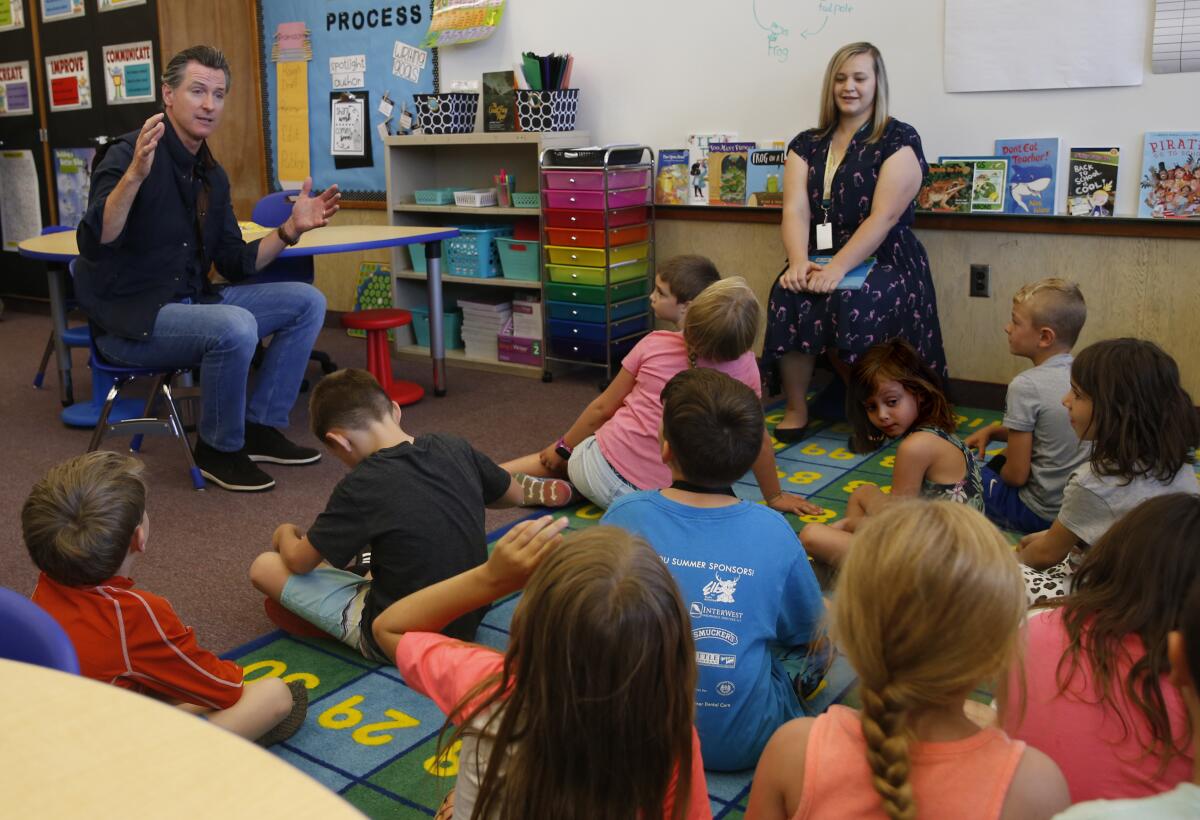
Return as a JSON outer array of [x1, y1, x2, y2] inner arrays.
[[22, 451, 306, 744]]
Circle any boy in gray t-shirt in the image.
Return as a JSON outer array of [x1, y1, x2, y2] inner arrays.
[[965, 279, 1089, 532]]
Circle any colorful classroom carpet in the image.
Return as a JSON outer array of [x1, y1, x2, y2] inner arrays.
[[225, 402, 1007, 818]]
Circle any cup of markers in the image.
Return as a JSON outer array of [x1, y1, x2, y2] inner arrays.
[[494, 170, 514, 208]]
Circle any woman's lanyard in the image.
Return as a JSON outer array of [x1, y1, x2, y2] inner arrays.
[[669, 480, 737, 497], [817, 141, 844, 251]]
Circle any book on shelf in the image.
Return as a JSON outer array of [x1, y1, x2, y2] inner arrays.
[[1066, 147, 1120, 217], [512, 296, 543, 338], [994, 137, 1060, 215], [937, 156, 1009, 213], [707, 141, 756, 206], [746, 147, 785, 207], [1138, 132, 1200, 219], [916, 162, 973, 213], [458, 295, 513, 312], [482, 71, 517, 132], [687, 133, 737, 205], [655, 149, 690, 205]]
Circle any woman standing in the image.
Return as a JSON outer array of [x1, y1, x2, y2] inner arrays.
[[764, 42, 947, 441]]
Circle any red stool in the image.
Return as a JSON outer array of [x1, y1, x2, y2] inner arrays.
[[340, 309, 425, 406]]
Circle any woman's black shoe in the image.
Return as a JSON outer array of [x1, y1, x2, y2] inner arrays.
[[772, 425, 814, 444]]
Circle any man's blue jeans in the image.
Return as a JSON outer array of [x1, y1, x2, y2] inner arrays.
[[96, 282, 326, 452]]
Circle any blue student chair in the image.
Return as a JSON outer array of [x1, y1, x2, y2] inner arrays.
[[32, 225, 89, 389], [0, 586, 80, 674], [70, 259, 206, 490], [242, 190, 337, 376]]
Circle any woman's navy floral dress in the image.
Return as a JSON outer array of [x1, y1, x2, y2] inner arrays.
[[763, 118, 948, 382]]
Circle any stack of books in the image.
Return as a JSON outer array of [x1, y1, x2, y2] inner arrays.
[[511, 296, 542, 339], [459, 295, 512, 361]]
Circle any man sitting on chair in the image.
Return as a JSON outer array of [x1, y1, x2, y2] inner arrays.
[[75, 45, 340, 492]]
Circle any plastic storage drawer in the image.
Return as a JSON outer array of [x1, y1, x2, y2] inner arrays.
[[609, 312, 650, 338], [547, 258, 648, 286], [542, 187, 650, 210], [545, 242, 649, 267], [549, 332, 645, 364], [547, 296, 649, 323], [549, 318, 607, 343], [544, 227, 606, 248], [541, 168, 651, 191], [543, 206, 650, 230], [544, 278, 649, 305]]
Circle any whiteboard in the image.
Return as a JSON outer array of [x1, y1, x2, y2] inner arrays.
[[437, 0, 1194, 217]]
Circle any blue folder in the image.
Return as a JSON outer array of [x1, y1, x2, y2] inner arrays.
[[810, 255, 876, 290]]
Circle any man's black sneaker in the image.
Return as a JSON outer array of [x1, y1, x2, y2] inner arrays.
[[243, 422, 321, 465], [194, 439, 276, 492]]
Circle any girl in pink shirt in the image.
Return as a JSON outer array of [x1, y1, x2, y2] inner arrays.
[[504, 275, 818, 516], [1000, 493, 1199, 802], [372, 517, 711, 820], [747, 501, 1069, 820]]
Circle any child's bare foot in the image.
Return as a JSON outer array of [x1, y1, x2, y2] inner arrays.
[[514, 472, 575, 508]]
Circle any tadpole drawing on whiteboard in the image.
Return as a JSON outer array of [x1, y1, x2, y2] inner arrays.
[[751, 1, 853, 63]]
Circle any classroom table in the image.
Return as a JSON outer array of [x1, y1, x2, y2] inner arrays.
[[17, 224, 460, 425], [0, 658, 363, 818]]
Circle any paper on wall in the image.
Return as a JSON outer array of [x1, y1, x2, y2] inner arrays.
[[54, 147, 95, 228], [331, 96, 365, 157], [45, 50, 92, 111], [0, 0, 26, 32], [944, 0, 1146, 92], [277, 60, 310, 188], [422, 0, 505, 48], [41, 0, 84, 23], [102, 41, 155, 104], [0, 60, 33, 116], [333, 72, 364, 90], [1152, 0, 1200, 73], [0, 149, 43, 252], [98, 0, 146, 10], [392, 42, 427, 82]]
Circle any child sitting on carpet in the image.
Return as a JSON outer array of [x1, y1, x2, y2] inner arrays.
[[1018, 338, 1200, 605], [799, 338, 983, 565], [23, 451, 306, 745], [503, 275, 818, 517], [651, 254, 721, 327], [250, 368, 549, 662], [746, 501, 1069, 819], [1052, 572, 1200, 818], [372, 517, 710, 820], [1000, 494, 1198, 802], [964, 279, 1089, 534], [602, 367, 825, 772]]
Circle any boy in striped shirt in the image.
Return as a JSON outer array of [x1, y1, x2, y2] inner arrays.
[[22, 451, 306, 745]]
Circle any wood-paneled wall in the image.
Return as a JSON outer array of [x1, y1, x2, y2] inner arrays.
[[655, 219, 1200, 397], [158, 0, 265, 216]]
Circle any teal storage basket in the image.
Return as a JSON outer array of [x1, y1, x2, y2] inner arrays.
[[495, 238, 540, 281], [445, 225, 513, 278], [409, 306, 464, 350]]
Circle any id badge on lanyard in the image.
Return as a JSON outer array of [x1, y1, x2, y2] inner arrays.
[[816, 200, 833, 250]]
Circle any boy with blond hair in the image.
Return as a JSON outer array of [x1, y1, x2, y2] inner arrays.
[[23, 451, 305, 745], [965, 278, 1089, 532], [250, 368, 537, 661]]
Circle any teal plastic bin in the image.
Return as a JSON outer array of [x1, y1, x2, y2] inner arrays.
[[495, 238, 540, 281], [409, 306, 464, 350]]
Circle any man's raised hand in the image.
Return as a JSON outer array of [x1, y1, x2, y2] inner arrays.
[[287, 177, 342, 235], [126, 113, 165, 184]]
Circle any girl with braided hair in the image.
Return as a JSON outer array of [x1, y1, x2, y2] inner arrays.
[[746, 501, 1069, 819]]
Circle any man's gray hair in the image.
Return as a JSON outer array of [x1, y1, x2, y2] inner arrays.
[[161, 45, 231, 91]]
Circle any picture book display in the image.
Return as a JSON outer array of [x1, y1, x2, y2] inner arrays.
[[938, 156, 1009, 213], [687, 133, 736, 205], [1138, 132, 1199, 219], [916, 162, 973, 213], [54, 147, 95, 228], [482, 70, 516, 132], [1067, 147, 1120, 217], [707, 142, 756, 206], [655, 149, 689, 205], [994, 137, 1059, 214], [746, 148, 785, 207]]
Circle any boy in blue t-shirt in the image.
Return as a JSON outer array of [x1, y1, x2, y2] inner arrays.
[[602, 368, 823, 771]]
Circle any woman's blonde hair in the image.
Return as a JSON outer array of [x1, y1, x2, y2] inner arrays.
[[443, 526, 698, 820], [681, 276, 760, 365], [832, 501, 1025, 820], [815, 42, 891, 144]]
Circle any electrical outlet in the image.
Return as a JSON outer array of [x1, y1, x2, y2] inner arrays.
[[969, 264, 990, 298]]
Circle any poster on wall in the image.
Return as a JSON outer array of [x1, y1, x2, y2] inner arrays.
[[40, 0, 84, 23], [54, 147, 95, 228], [98, 0, 146, 11], [0, 149, 43, 252], [422, 0, 504, 47], [101, 41, 155, 105], [0, 0, 26, 32], [0, 60, 33, 116], [45, 51, 92, 111]]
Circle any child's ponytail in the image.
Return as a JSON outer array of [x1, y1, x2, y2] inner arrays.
[[859, 684, 917, 820]]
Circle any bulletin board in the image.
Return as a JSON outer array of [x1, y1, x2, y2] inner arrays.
[[257, 0, 439, 200]]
